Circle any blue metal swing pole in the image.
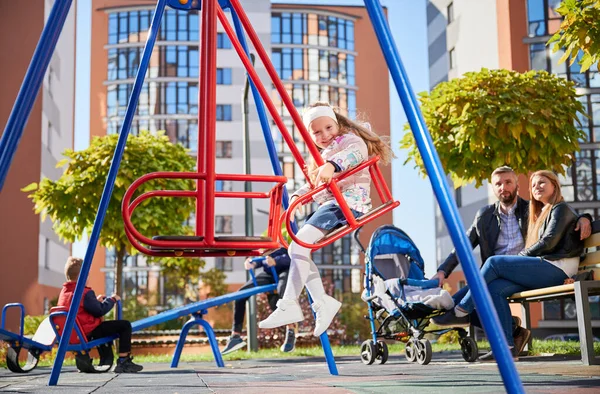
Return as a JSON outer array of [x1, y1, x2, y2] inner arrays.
[[230, 10, 338, 376], [48, 0, 168, 385], [361, 1, 523, 392], [0, 0, 73, 192]]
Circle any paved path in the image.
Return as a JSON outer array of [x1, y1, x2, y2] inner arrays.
[[1, 353, 600, 393]]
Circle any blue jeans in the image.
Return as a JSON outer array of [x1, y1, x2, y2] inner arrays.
[[456, 255, 568, 346]]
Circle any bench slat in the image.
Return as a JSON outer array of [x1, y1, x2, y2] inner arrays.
[[584, 232, 600, 248], [509, 283, 574, 300], [583, 250, 600, 265]]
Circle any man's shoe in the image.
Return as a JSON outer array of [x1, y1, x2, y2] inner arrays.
[[259, 299, 304, 329], [114, 356, 143, 373], [221, 334, 246, 355], [478, 346, 519, 362], [512, 326, 531, 356], [312, 294, 342, 336], [280, 329, 296, 353], [431, 310, 470, 326]]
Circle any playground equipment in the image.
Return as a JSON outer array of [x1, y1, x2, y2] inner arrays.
[[0, 265, 278, 373], [0, 0, 524, 392], [0, 302, 122, 373]]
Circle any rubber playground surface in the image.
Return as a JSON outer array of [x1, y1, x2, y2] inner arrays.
[[1, 352, 600, 393]]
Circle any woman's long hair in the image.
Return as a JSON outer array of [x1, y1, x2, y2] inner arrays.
[[304, 102, 394, 181], [525, 170, 564, 247]]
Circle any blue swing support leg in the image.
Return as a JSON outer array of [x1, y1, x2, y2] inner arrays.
[[48, 0, 168, 386], [362, 0, 523, 393], [171, 310, 225, 368]]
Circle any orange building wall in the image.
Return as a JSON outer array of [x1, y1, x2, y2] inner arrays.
[[0, 1, 59, 324]]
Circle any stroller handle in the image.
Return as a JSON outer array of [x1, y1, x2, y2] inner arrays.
[[354, 227, 366, 254]]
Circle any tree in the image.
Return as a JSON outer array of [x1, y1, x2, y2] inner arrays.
[[23, 130, 197, 298], [548, 0, 600, 73], [400, 69, 587, 187]]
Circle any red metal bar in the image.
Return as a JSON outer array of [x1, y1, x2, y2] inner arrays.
[[215, 191, 270, 198], [327, 181, 358, 227], [200, 0, 218, 245], [216, 5, 312, 186], [369, 166, 385, 202], [196, 3, 207, 239], [228, 0, 324, 171], [373, 163, 393, 201], [278, 157, 394, 249], [122, 171, 287, 251]]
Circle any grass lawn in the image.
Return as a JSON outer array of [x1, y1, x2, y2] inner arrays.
[[3, 339, 595, 368]]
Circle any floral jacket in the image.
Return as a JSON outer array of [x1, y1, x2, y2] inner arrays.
[[292, 132, 371, 213]]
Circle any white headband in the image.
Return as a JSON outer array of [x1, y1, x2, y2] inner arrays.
[[302, 106, 338, 129]]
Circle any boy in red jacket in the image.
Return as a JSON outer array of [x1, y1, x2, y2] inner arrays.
[[57, 257, 143, 373]]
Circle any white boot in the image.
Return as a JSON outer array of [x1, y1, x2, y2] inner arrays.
[[259, 299, 304, 329], [312, 294, 342, 337]]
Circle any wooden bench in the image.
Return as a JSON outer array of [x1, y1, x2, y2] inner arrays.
[[508, 221, 600, 365]]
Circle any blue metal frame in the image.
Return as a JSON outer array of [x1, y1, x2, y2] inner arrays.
[[171, 310, 225, 368], [48, 0, 168, 385], [362, 0, 522, 392], [0, 0, 74, 192], [1, 303, 25, 339]]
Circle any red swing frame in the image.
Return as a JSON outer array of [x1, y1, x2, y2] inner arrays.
[[121, 0, 399, 257]]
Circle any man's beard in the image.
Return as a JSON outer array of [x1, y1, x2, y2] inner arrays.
[[499, 190, 517, 205]]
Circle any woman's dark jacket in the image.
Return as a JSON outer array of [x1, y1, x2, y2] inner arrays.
[[518, 201, 584, 260]]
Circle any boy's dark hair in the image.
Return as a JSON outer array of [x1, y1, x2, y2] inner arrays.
[[65, 256, 83, 281]]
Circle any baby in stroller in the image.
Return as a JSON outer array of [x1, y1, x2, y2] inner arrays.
[[357, 225, 478, 365]]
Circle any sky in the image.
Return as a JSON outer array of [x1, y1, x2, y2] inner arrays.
[[74, 0, 436, 274]]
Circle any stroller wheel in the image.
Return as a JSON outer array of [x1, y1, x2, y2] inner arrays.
[[360, 340, 377, 365], [375, 341, 389, 365], [415, 339, 432, 365], [460, 337, 478, 362], [404, 339, 417, 363]]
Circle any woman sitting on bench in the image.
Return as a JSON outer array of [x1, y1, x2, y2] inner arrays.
[[453, 170, 584, 361]]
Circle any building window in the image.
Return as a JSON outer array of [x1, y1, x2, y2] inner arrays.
[[216, 141, 232, 158], [217, 32, 232, 49], [447, 2, 454, 24], [526, 0, 562, 38], [47, 122, 53, 152], [458, 280, 466, 289], [215, 215, 233, 233], [109, 9, 198, 44], [449, 48, 456, 69], [271, 12, 354, 51], [216, 68, 232, 85], [216, 104, 232, 121], [48, 66, 54, 97], [455, 186, 462, 208], [44, 238, 50, 269], [215, 257, 233, 271]]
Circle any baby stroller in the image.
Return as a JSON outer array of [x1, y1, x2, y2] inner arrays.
[[356, 225, 478, 365]]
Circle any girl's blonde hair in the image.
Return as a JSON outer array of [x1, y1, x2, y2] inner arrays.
[[304, 102, 394, 181], [525, 170, 564, 248]]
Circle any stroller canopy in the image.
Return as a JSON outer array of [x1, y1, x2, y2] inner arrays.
[[366, 225, 425, 273]]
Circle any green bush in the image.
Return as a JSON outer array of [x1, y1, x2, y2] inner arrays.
[[24, 315, 48, 336], [338, 292, 371, 343]]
